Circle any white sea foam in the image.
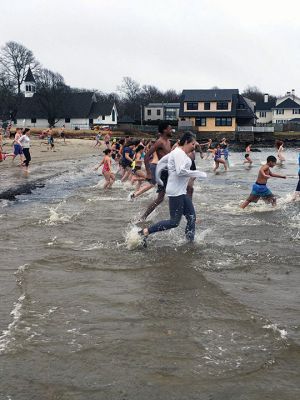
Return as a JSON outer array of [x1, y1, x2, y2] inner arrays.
[[263, 324, 288, 339], [86, 196, 124, 202], [125, 225, 144, 250], [0, 294, 26, 353]]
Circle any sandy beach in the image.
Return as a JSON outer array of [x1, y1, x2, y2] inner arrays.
[[0, 137, 101, 197]]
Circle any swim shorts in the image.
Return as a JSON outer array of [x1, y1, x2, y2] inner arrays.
[[14, 144, 23, 156], [246, 182, 275, 203]]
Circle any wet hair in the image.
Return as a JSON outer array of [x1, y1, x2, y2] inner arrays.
[[179, 131, 196, 146], [267, 155, 277, 163], [135, 144, 144, 153], [275, 140, 284, 149], [158, 122, 170, 134], [119, 139, 125, 145], [103, 149, 111, 155], [126, 141, 135, 147], [23, 128, 30, 134]]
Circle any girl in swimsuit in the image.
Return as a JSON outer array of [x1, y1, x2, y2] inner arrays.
[[213, 144, 228, 172], [94, 149, 115, 189]]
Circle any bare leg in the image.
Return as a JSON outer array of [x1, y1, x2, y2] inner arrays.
[[240, 200, 250, 209], [140, 190, 165, 221]]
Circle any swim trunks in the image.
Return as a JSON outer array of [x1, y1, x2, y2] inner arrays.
[[246, 182, 275, 203]]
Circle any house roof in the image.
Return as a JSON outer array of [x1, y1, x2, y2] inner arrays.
[[274, 98, 300, 109], [179, 90, 255, 120], [89, 101, 115, 118], [255, 100, 276, 111], [146, 103, 180, 108], [289, 118, 300, 123], [10, 92, 115, 119], [181, 89, 239, 102], [24, 68, 35, 82]]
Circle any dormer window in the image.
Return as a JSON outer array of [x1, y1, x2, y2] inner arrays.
[[217, 101, 229, 110]]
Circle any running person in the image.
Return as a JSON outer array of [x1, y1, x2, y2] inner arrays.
[[19, 128, 31, 172], [292, 149, 300, 201], [276, 140, 285, 164], [139, 122, 173, 221], [94, 149, 115, 189], [244, 143, 253, 166], [138, 132, 207, 245], [213, 144, 228, 172], [240, 155, 286, 209]]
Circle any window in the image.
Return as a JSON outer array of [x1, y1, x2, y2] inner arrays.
[[112, 109, 115, 122], [102, 115, 105, 120], [186, 102, 198, 110], [195, 117, 206, 126], [293, 109, 300, 114], [147, 109, 151, 116], [259, 111, 266, 117], [165, 109, 177, 120], [157, 109, 161, 116], [65, 117, 70, 123], [215, 117, 232, 126], [204, 102, 210, 110], [276, 109, 284, 114], [31, 118, 36, 123], [217, 101, 229, 110]]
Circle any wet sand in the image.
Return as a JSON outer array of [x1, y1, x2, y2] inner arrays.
[[0, 138, 101, 197]]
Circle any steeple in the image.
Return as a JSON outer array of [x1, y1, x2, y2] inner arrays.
[[22, 67, 36, 98]]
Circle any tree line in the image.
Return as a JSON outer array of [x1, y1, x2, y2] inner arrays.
[[0, 41, 277, 126]]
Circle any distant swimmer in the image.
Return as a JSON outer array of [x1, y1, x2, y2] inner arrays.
[[240, 155, 286, 209], [244, 143, 253, 167], [138, 132, 207, 246], [94, 149, 115, 189]]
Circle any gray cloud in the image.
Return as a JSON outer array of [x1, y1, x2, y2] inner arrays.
[[1, 0, 299, 96]]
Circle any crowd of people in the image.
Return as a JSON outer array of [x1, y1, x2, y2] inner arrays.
[[1, 123, 299, 246], [92, 123, 299, 246]]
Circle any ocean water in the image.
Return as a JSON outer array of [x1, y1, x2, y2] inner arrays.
[[0, 149, 299, 399]]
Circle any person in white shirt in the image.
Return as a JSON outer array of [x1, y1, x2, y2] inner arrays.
[[19, 128, 31, 171], [139, 132, 207, 245]]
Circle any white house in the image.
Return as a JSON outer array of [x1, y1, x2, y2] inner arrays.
[[12, 69, 118, 129], [255, 94, 275, 124], [144, 103, 180, 121], [271, 90, 300, 124]]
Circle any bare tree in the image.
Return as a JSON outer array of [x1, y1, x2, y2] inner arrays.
[[0, 71, 20, 121], [117, 76, 140, 101], [141, 85, 163, 103], [36, 68, 70, 126], [0, 41, 40, 94]]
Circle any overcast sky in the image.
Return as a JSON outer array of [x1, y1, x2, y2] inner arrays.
[[1, 0, 299, 96]]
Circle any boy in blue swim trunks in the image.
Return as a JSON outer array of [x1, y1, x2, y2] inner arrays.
[[241, 155, 286, 209]]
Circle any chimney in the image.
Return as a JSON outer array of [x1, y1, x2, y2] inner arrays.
[[264, 93, 269, 103], [292, 89, 295, 99], [287, 91, 291, 96]]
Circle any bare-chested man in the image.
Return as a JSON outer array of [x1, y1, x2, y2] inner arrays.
[[240, 155, 286, 209], [139, 122, 173, 221]]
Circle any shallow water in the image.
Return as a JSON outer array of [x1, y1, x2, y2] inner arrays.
[[0, 149, 299, 399]]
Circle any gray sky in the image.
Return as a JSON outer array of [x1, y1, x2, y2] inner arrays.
[[1, 0, 299, 96]]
